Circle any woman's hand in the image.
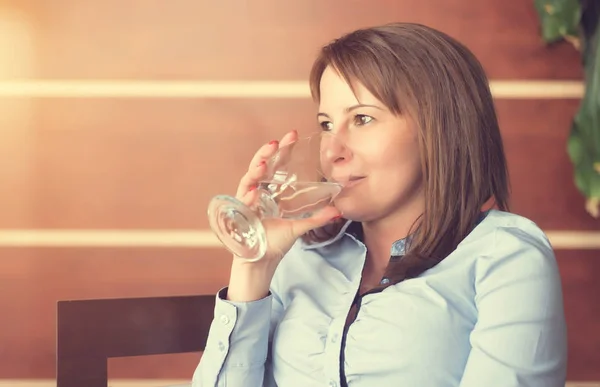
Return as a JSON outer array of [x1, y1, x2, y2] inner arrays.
[[226, 130, 341, 301]]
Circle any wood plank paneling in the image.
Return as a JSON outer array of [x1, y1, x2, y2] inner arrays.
[[557, 250, 600, 382], [0, 98, 36, 228], [0, 98, 597, 231], [4, 0, 581, 80], [494, 99, 599, 230], [0, 248, 597, 380], [0, 97, 313, 229]]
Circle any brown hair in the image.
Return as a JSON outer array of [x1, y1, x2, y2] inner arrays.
[[304, 22, 510, 284]]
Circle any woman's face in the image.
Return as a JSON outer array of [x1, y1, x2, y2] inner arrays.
[[317, 66, 425, 224]]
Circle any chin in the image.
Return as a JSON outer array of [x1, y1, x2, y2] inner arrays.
[[333, 197, 371, 222]]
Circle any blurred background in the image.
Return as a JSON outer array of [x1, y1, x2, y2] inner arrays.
[[0, 1, 598, 386]]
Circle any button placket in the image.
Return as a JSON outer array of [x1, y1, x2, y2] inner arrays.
[[323, 315, 345, 387]]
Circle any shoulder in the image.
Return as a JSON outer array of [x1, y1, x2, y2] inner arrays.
[[469, 210, 562, 305], [486, 209, 551, 246], [456, 212, 567, 383], [473, 210, 556, 271], [452, 210, 556, 273]]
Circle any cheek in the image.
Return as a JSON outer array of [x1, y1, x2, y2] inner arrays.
[[378, 140, 421, 173], [370, 142, 423, 191]]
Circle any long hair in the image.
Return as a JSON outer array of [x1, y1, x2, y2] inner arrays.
[[304, 22, 510, 284]]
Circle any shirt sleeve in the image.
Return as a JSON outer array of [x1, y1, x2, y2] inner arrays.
[[191, 285, 284, 387], [459, 224, 568, 387]]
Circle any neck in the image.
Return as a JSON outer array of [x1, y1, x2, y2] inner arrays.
[[361, 200, 424, 267]]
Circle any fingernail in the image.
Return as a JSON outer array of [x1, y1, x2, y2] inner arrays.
[[269, 140, 279, 146], [249, 185, 257, 191]]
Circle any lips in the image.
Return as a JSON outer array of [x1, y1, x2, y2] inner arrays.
[[336, 176, 365, 188]]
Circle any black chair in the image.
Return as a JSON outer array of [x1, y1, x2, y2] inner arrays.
[[56, 294, 215, 387]]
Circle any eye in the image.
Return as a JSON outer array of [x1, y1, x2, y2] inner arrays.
[[319, 121, 334, 131], [353, 114, 374, 126]]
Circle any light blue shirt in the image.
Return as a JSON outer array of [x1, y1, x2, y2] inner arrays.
[[193, 210, 567, 386]]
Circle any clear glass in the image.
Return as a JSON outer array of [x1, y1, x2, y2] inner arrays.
[[207, 134, 343, 261]]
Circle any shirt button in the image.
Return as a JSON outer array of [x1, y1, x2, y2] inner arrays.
[[329, 381, 338, 387], [220, 315, 230, 325], [330, 333, 338, 343], [218, 341, 226, 351]]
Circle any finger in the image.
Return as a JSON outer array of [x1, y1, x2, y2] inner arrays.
[[240, 185, 259, 207], [278, 130, 298, 147], [239, 130, 299, 196], [270, 130, 299, 170], [236, 160, 267, 199], [290, 205, 343, 237], [246, 130, 298, 171], [248, 141, 279, 173], [236, 130, 300, 199]]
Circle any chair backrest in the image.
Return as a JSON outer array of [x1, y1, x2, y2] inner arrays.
[[56, 294, 216, 387]]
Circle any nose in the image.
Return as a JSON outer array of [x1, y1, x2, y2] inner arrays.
[[320, 132, 352, 167]]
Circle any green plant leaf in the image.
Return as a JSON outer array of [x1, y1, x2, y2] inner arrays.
[[567, 19, 600, 215], [535, 0, 600, 217], [534, 0, 581, 43], [568, 121, 600, 197]]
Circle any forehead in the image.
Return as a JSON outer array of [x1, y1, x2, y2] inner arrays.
[[318, 66, 380, 110]]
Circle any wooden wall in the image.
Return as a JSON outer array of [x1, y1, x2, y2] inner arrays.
[[0, 0, 598, 383]]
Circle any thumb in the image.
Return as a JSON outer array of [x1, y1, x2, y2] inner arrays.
[[290, 205, 342, 237]]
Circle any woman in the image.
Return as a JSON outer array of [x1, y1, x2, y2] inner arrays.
[[193, 22, 567, 387]]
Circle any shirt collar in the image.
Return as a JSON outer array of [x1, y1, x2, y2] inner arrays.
[[302, 220, 408, 256], [300, 210, 490, 258]]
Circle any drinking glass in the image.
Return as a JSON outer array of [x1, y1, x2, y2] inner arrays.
[[207, 134, 343, 261]]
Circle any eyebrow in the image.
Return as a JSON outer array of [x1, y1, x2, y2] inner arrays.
[[317, 104, 384, 119]]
